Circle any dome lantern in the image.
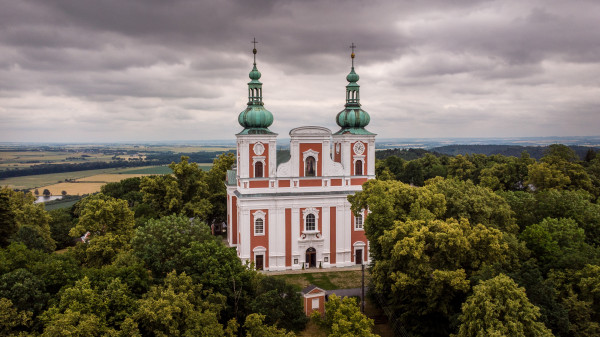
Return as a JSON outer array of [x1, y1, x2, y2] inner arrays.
[[237, 38, 275, 135], [334, 43, 374, 135]]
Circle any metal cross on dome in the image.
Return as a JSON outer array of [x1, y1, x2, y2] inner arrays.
[[350, 42, 356, 66], [252, 37, 258, 62]]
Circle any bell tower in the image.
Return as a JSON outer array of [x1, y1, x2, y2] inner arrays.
[[332, 44, 376, 179], [236, 38, 277, 184]]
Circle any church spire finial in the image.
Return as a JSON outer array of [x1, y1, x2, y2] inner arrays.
[[238, 38, 274, 134], [335, 43, 373, 135], [252, 37, 258, 64]]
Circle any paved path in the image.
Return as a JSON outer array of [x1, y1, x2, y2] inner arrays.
[[261, 265, 363, 275], [326, 287, 368, 298]]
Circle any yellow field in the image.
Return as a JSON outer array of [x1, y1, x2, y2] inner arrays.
[[76, 174, 149, 182], [0, 151, 115, 164], [42, 182, 105, 196], [41, 173, 160, 195]]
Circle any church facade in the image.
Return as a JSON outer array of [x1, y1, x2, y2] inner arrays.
[[226, 45, 376, 271]]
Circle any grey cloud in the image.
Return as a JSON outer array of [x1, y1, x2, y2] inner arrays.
[[0, 0, 599, 141]]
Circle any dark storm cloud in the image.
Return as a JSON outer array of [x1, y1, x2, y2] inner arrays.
[[0, 0, 599, 141]]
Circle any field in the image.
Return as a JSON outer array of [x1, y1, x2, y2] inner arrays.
[[1, 143, 223, 195], [272, 270, 366, 291], [0, 167, 133, 190]]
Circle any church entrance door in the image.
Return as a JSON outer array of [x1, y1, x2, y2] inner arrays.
[[256, 255, 264, 270], [306, 248, 316, 268], [355, 249, 363, 265]]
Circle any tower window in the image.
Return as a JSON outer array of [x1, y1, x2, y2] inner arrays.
[[355, 214, 363, 230], [254, 218, 264, 235], [355, 160, 363, 175], [255, 161, 263, 178], [305, 156, 316, 177], [305, 213, 316, 231]]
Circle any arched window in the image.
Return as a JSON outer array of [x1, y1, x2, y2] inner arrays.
[[254, 218, 264, 235], [305, 213, 316, 231], [254, 161, 263, 178], [355, 214, 363, 230], [355, 160, 363, 175], [305, 156, 316, 177]]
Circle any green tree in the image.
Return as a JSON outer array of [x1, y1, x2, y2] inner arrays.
[[244, 313, 295, 337], [448, 155, 477, 182], [527, 145, 593, 192], [69, 194, 135, 267], [377, 156, 404, 180], [549, 265, 600, 337], [205, 153, 236, 224], [131, 214, 214, 277], [348, 179, 446, 261], [425, 177, 517, 233], [48, 208, 76, 250], [544, 144, 579, 162], [401, 160, 425, 186], [313, 294, 377, 337], [0, 187, 55, 252], [43, 189, 51, 197], [455, 274, 553, 337], [41, 277, 139, 337], [179, 240, 257, 322], [0, 297, 32, 336], [134, 271, 227, 337], [535, 190, 600, 246], [507, 260, 570, 336], [520, 218, 599, 272], [141, 156, 212, 220], [249, 276, 307, 332], [527, 162, 571, 190], [83, 251, 152, 297], [0, 268, 49, 316], [372, 218, 520, 336]]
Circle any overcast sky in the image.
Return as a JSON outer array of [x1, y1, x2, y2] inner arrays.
[[1, 0, 599, 142]]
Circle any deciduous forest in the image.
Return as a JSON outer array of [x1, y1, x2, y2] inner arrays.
[[351, 144, 600, 336], [2, 144, 599, 336]]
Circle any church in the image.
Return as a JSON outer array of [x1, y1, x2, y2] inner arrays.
[[226, 43, 376, 271]]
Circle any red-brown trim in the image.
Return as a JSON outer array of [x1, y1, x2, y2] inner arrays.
[[249, 180, 269, 188], [250, 209, 269, 268], [299, 179, 322, 187], [299, 143, 322, 177]]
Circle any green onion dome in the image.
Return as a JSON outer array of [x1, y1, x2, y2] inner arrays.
[[237, 43, 275, 134], [238, 105, 273, 129], [333, 47, 374, 135], [249, 64, 261, 81], [346, 67, 359, 82], [336, 107, 370, 128]]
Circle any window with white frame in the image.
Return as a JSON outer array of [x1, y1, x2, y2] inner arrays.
[[255, 218, 264, 235], [305, 213, 316, 231], [305, 156, 316, 176], [355, 213, 363, 230], [355, 160, 363, 175], [253, 210, 266, 235], [254, 161, 263, 178], [302, 207, 319, 232]]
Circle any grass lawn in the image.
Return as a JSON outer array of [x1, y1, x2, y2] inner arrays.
[[0, 167, 138, 190], [44, 199, 81, 211], [272, 270, 366, 291], [299, 321, 327, 337], [117, 165, 173, 174]]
